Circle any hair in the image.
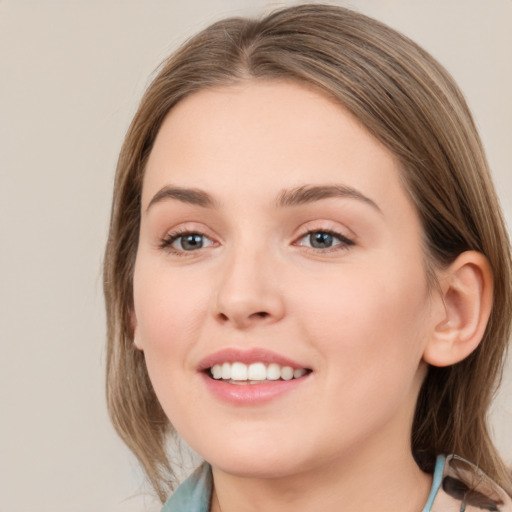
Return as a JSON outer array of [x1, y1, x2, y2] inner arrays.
[[103, 3, 512, 502]]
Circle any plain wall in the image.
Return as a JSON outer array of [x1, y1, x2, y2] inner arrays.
[[0, 1, 510, 511]]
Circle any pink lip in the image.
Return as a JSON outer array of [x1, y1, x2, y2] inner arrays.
[[200, 373, 309, 405], [198, 347, 312, 406], [197, 347, 307, 371]]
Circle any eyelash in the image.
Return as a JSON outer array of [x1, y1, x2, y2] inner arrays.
[[159, 228, 354, 256], [159, 228, 216, 256], [295, 229, 355, 253]]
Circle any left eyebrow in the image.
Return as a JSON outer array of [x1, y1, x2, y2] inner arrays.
[[276, 184, 381, 213]]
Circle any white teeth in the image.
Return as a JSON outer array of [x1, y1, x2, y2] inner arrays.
[[212, 365, 222, 379], [209, 362, 309, 382], [231, 362, 248, 381], [267, 363, 281, 381], [294, 368, 307, 379], [248, 362, 266, 381], [280, 366, 294, 381]]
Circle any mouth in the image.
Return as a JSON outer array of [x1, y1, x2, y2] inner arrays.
[[198, 348, 313, 404], [206, 361, 312, 384]]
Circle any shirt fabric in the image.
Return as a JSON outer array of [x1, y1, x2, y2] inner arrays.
[[161, 454, 512, 511]]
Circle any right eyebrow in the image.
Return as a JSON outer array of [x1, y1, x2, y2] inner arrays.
[[146, 185, 219, 212]]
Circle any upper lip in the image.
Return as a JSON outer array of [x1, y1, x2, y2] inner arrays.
[[197, 347, 309, 372]]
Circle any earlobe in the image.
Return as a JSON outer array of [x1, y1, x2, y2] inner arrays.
[[131, 309, 143, 351], [423, 251, 493, 367]]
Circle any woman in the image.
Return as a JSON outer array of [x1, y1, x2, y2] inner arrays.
[[104, 4, 512, 511]]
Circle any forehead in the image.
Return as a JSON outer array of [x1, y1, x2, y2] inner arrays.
[[142, 80, 410, 219]]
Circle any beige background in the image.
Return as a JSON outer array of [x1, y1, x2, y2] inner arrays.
[[0, 1, 510, 511]]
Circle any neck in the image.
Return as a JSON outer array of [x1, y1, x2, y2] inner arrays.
[[210, 441, 432, 512]]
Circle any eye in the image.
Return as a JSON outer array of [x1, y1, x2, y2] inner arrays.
[[296, 230, 354, 251], [161, 230, 215, 254]]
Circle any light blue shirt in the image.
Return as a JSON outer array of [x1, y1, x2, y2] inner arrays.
[[162, 454, 512, 511]]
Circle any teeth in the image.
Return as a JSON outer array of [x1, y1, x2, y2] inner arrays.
[[211, 365, 222, 379], [231, 362, 248, 381], [267, 363, 281, 381], [281, 366, 294, 381], [248, 362, 266, 380], [294, 368, 307, 378], [210, 362, 309, 382]]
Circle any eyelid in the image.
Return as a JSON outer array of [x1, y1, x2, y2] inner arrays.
[[295, 219, 355, 240]]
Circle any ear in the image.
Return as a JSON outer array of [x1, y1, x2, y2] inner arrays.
[[131, 309, 144, 351], [423, 251, 493, 367]]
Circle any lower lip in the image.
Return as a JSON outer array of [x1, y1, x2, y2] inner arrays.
[[200, 373, 309, 405]]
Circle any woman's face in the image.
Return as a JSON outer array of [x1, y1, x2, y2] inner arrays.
[[133, 81, 438, 478]]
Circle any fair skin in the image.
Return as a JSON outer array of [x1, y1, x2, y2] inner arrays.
[[132, 81, 492, 512]]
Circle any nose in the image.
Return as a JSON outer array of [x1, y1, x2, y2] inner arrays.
[[213, 247, 285, 329]]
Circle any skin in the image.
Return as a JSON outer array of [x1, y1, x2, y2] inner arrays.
[[133, 81, 445, 511]]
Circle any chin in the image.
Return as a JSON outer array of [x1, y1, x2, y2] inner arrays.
[[209, 453, 303, 479], [191, 432, 309, 479]]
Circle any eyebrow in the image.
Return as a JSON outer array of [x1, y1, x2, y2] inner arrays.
[[276, 184, 381, 212], [146, 183, 380, 213], [147, 185, 219, 211]]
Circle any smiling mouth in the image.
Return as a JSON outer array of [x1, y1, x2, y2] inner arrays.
[[207, 362, 312, 384]]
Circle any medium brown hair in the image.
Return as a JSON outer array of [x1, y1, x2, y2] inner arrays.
[[104, 3, 512, 501]]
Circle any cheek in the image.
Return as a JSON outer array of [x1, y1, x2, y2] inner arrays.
[[293, 260, 431, 377], [132, 259, 210, 425], [132, 256, 209, 358]]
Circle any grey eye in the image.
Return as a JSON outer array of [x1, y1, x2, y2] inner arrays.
[[309, 231, 335, 249], [172, 233, 213, 251], [296, 230, 354, 251]]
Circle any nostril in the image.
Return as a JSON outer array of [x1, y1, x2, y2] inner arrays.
[[215, 310, 271, 326]]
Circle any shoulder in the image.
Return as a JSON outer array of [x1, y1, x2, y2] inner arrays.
[[160, 456, 512, 512], [161, 463, 212, 512]]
